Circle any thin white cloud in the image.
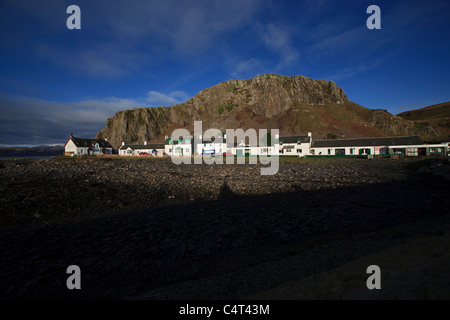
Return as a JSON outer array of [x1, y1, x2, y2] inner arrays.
[[95, 0, 263, 53], [7, 0, 266, 78], [225, 57, 266, 80], [321, 59, 384, 82], [260, 23, 299, 69], [146, 91, 190, 106], [0, 90, 190, 145], [36, 43, 147, 78]]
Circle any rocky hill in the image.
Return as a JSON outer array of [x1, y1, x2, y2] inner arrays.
[[95, 74, 442, 149], [397, 102, 450, 141]]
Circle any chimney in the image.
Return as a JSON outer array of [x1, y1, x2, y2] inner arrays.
[[105, 137, 108, 142], [121, 142, 125, 146], [164, 135, 168, 140], [308, 132, 312, 137], [144, 141, 147, 145]]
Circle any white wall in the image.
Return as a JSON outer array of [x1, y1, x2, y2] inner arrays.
[[166, 144, 191, 156], [277, 142, 311, 156], [65, 139, 77, 154]]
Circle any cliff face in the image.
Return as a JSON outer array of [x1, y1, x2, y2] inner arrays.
[[95, 74, 442, 149], [97, 107, 172, 150]]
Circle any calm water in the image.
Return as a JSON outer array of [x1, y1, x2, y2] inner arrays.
[[0, 155, 55, 160]]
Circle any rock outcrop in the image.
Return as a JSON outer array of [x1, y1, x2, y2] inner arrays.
[[95, 74, 442, 149]]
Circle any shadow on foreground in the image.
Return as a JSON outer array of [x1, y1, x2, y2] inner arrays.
[[0, 172, 449, 299]]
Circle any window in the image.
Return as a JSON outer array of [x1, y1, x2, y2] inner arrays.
[[350, 148, 354, 155], [328, 149, 331, 155], [430, 147, 442, 154], [297, 149, 302, 153], [406, 148, 418, 156]]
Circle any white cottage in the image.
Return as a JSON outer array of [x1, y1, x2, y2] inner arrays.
[[64, 134, 114, 156], [118, 141, 165, 156], [310, 136, 425, 156], [277, 133, 312, 157], [165, 137, 192, 157], [195, 134, 228, 156]]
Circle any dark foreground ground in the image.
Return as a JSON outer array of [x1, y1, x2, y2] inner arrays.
[[0, 156, 449, 299]]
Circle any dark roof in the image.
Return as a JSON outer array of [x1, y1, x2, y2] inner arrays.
[[70, 137, 113, 148], [121, 143, 165, 150], [312, 136, 423, 148], [279, 135, 310, 144]]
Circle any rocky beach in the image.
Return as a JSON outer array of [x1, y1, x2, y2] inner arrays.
[[0, 156, 449, 299]]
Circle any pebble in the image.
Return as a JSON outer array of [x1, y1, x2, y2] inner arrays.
[[0, 157, 449, 299]]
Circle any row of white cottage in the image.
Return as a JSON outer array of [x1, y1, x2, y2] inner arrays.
[[117, 133, 450, 158]]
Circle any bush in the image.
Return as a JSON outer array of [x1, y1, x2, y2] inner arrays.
[[326, 133, 337, 139]]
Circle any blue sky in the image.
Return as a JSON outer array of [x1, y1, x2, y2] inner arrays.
[[0, 0, 449, 146]]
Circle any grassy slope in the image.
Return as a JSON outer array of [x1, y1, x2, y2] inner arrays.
[[397, 102, 450, 121], [397, 102, 450, 137]]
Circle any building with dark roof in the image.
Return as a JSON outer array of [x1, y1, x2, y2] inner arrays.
[[165, 136, 192, 156], [278, 133, 312, 156], [64, 134, 114, 156], [113, 132, 449, 158], [310, 135, 431, 156], [312, 136, 423, 148], [119, 142, 165, 156]]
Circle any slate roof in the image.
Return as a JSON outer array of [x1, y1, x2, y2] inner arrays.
[[121, 143, 165, 150], [70, 137, 113, 148], [279, 135, 311, 144], [312, 136, 423, 148]]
